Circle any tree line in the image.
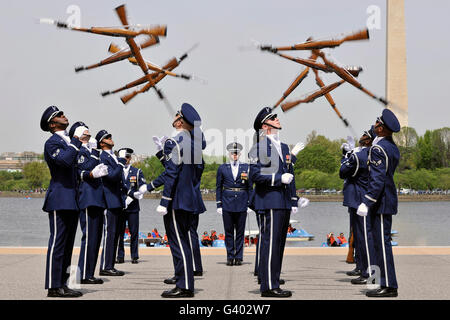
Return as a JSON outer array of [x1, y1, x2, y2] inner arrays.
[[1, 127, 448, 192]]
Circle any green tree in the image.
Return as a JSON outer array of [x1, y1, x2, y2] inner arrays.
[[22, 161, 50, 189], [295, 144, 338, 174]]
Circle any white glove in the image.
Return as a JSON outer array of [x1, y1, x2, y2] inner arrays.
[[247, 208, 254, 214], [88, 137, 97, 149], [341, 143, 351, 153], [281, 173, 294, 184], [291, 207, 298, 215], [153, 135, 169, 151], [217, 208, 223, 215], [74, 126, 89, 139], [357, 203, 368, 217], [347, 136, 355, 150], [124, 196, 133, 209], [133, 191, 143, 200], [298, 197, 310, 208], [139, 184, 148, 194], [156, 205, 168, 216], [91, 163, 108, 178], [118, 149, 127, 158], [291, 142, 305, 156]]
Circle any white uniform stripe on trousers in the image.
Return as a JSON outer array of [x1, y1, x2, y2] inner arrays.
[[187, 231, 196, 271], [380, 214, 389, 287], [83, 209, 89, 278], [268, 210, 273, 290], [363, 216, 372, 275], [101, 210, 108, 269], [48, 211, 57, 288], [172, 210, 189, 289], [257, 216, 262, 269]]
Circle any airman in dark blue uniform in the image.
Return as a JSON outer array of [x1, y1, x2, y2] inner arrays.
[[339, 127, 377, 285], [139, 103, 205, 298], [249, 107, 298, 298], [116, 147, 146, 264], [153, 133, 206, 285], [357, 109, 401, 298], [68, 122, 108, 285], [216, 142, 252, 266], [40, 106, 83, 298], [95, 130, 127, 277]]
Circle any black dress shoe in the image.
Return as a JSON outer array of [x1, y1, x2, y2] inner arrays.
[[193, 271, 203, 276], [226, 259, 234, 266], [164, 276, 177, 284], [131, 258, 139, 264], [62, 286, 83, 297], [116, 257, 124, 264], [234, 259, 242, 266], [81, 277, 104, 284], [100, 269, 125, 276], [351, 276, 374, 285], [161, 287, 194, 298], [346, 268, 362, 277], [261, 288, 292, 298], [47, 287, 82, 298], [366, 287, 398, 298]]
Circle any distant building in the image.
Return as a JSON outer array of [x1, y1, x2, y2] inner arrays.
[[0, 152, 42, 171]]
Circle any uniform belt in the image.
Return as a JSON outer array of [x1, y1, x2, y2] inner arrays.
[[224, 188, 247, 192]]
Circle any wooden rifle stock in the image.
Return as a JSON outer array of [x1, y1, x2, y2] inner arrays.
[[317, 51, 387, 105], [275, 28, 369, 51], [276, 53, 331, 72], [75, 37, 159, 73], [313, 69, 349, 127], [272, 53, 318, 109], [281, 80, 345, 112]]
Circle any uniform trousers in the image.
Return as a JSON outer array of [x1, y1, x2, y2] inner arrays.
[[45, 210, 79, 289], [188, 213, 203, 273], [369, 213, 398, 288], [100, 208, 122, 271], [164, 209, 195, 291], [78, 206, 104, 280], [258, 209, 290, 292], [350, 208, 377, 279], [222, 210, 247, 261], [117, 210, 140, 260], [254, 213, 262, 276]]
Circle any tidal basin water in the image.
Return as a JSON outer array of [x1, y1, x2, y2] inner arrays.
[[0, 197, 449, 247]]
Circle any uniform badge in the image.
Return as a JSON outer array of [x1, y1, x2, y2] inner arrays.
[[285, 154, 291, 164], [78, 155, 85, 164], [130, 176, 137, 183], [52, 149, 60, 158], [240, 172, 248, 181]]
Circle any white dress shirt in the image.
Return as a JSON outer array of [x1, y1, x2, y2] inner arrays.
[[230, 160, 240, 180], [266, 133, 283, 161]]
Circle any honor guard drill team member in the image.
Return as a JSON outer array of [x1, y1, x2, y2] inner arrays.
[[153, 132, 206, 285], [69, 122, 109, 285], [249, 107, 300, 298], [339, 127, 376, 284], [357, 109, 401, 298], [40, 106, 83, 298], [95, 130, 127, 277], [216, 142, 252, 266], [116, 147, 145, 264], [139, 103, 205, 298], [252, 139, 306, 283]]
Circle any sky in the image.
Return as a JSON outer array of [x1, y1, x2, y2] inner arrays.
[[0, 0, 449, 157]]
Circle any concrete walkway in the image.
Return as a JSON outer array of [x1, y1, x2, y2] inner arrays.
[[1, 246, 450, 300]]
